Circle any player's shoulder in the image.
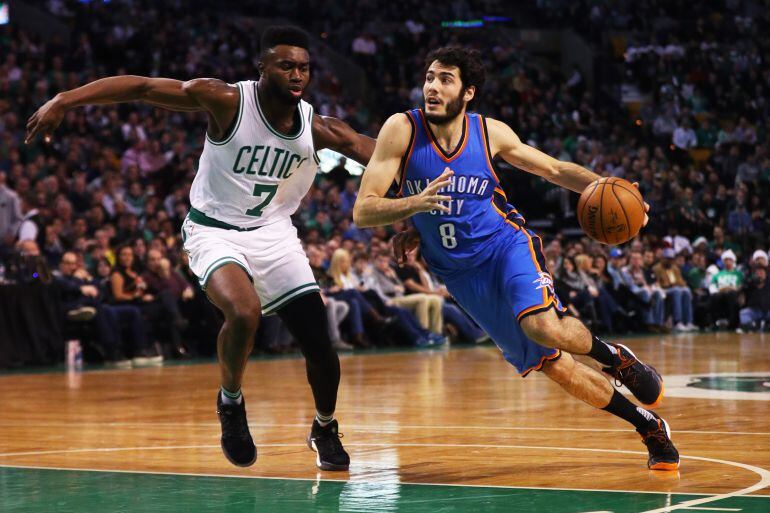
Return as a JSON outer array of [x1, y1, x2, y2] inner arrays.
[[382, 112, 413, 131], [483, 117, 514, 135], [482, 117, 521, 153]]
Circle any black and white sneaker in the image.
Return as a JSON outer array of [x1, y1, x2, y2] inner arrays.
[[216, 392, 257, 467], [307, 419, 350, 471], [639, 411, 680, 471]]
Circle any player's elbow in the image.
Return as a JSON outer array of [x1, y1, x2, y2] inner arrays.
[[352, 201, 368, 228], [181, 79, 205, 96]]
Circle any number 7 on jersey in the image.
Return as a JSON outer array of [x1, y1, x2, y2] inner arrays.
[[245, 183, 278, 217]]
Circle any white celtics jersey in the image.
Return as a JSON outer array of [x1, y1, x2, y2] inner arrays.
[[190, 80, 319, 228]]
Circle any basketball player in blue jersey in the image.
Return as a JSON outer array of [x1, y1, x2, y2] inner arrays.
[[354, 47, 679, 470]]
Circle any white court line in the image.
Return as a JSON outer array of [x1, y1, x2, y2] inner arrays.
[[681, 508, 742, 511], [1, 421, 768, 437], [0, 442, 767, 509]]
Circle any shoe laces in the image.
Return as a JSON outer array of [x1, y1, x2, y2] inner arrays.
[[606, 347, 638, 388], [643, 422, 672, 451], [311, 427, 345, 453]]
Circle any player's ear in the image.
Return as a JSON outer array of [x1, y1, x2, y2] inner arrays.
[[257, 60, 265, 76], [463, 86, 476, 104]]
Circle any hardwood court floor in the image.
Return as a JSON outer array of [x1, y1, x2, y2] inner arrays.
[[1, 332, 769, 512]]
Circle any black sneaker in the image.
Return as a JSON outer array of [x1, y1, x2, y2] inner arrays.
[[307, 419, 350, 471], [639, 411, 680, 471], [603, 344, 664, 408], [216, 392, 257, 467]]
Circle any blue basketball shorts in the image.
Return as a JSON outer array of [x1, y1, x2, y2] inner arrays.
[[444, 225, 567, 376]]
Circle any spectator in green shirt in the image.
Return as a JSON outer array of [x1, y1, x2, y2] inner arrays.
[[708, 250, 744, 330], [686, 252, 708, 290]]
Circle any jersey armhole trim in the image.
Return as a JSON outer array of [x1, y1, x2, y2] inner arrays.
[[480, 116, 501, 184], [397, 112, 417, 197], [206, 82, 244, 146], [309, 106, 320, 164]]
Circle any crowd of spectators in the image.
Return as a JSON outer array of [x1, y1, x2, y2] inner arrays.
[[1, 0, 769, 368]]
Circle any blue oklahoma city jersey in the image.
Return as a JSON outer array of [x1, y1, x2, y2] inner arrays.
[[399, 108, 524, 278], [399, 108, 566, 377]]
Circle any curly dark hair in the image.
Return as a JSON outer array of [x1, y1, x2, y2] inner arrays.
[[424, 47, 486, 108], [260, 25, 309, 54]]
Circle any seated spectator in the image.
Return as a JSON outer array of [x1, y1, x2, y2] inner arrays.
[[109, 245, 163, 364], [321, 292, 354, 351], [553, 256, 598, 325], [53, 251, 131, 366], [685, 251, 712, 328], [333, 249, 444, 347], [308, 244, 369, 348], [326, 248, 387, 347], [398, 250, 488, 344], [750, 250, 769, 269], [142, 248, 193, 357], [354, 252, 446, 347], [653, 248, 697, 332], [575, 253, 623, 333], [622, 250, 667, 332], [739, 265, 770, 332], [708, 249, 743, 331], [599, 251, 642, 330], [176, 252, 222, 356], [370, 251, 443, 334]]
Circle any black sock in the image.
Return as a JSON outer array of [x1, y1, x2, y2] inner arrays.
[[587, 335, 618, 366], [603, 390, 656, 432]]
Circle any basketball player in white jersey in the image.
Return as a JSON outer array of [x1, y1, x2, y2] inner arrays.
[[26, 27, 373, 471]]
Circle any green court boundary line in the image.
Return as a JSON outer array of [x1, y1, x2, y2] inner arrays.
[[1, 441, 768, 507]]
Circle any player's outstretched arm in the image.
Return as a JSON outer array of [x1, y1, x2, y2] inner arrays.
[[25, 76, 238, 144], [312, 115, 376, 165], [486, 118, 600, 194], [353, 114, 453, 228]]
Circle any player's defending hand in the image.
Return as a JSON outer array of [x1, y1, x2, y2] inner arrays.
[[25, 97, 67, 144], [411, 167, 454, 215], [393, 227, 421, 266], [631, 182, 650, 227]]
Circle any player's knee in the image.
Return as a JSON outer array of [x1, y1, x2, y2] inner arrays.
[[226, 301, 260, 334], [539, 352, 575, 385], [520, 313, 560, 347]]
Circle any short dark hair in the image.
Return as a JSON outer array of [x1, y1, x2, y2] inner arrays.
[[424, 47, 486, 106], [260, 26, 309, 54]]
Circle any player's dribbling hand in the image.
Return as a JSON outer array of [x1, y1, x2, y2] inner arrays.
[[411, 167, 454, 214], [632, 181, 650, 227], [25, 97, 67, 144], [392, 227, 421, 266]]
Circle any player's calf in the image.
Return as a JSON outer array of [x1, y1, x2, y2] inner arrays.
[[522, 311, 664, 408]]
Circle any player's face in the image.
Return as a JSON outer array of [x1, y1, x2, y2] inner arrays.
[[259, 45, 310, 106], [423, 62, 472, 125]]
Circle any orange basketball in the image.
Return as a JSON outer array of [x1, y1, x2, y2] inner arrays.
[[577, 177, 645, 245]]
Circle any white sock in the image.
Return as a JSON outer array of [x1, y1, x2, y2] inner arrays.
[[316, 411, 334, 427], [220, 387, 243, 405]]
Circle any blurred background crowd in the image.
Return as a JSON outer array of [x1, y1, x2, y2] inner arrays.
[[1, 0, 768, 368]]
